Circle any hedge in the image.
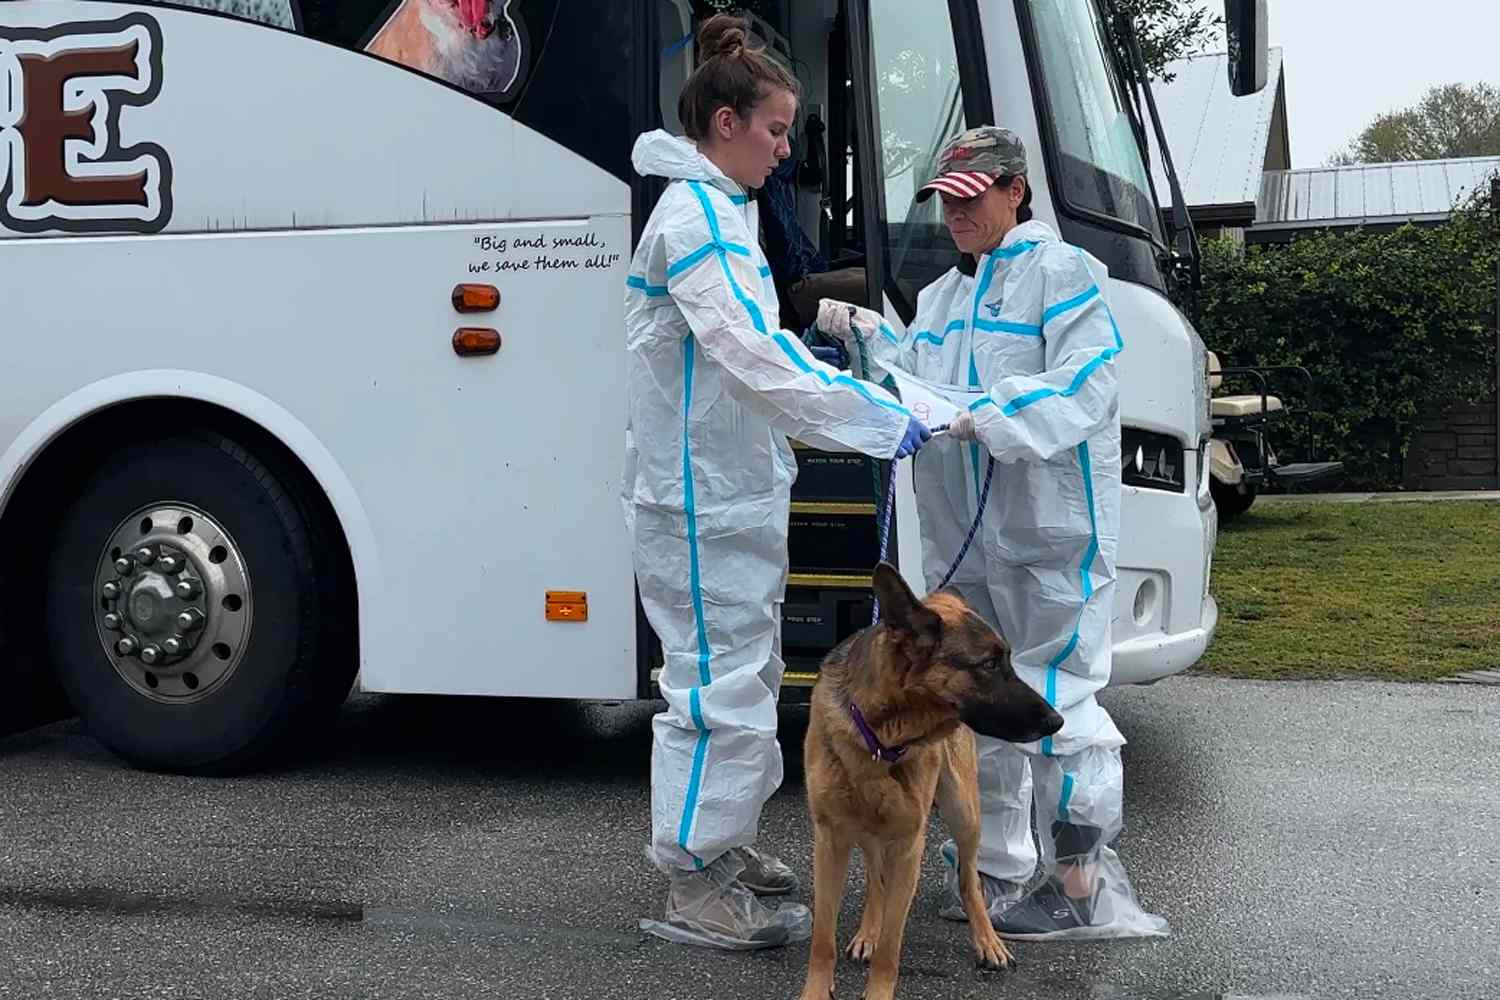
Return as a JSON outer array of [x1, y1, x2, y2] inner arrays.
[[1194, 184, 1499, 489]]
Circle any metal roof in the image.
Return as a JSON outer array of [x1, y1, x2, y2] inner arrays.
[[1256, 157, 1500, 231], [1149, 47, 1285, 213]]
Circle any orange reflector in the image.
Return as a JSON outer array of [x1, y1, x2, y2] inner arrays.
[[545, 591, 588, 622], [452, 327, 501, 356], [452, 283, 501, 312]]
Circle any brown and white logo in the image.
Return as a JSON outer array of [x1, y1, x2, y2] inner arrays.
[[0, 14, 172, 234]]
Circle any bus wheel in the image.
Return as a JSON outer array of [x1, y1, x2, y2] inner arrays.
[[43, 429, 355, 774]]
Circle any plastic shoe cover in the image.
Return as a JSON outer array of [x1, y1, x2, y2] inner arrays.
[[936, 839, 1025, 922], [729, 846, 799, 896], [994, 850, 1169, 941], [640, 852, 811, 950]]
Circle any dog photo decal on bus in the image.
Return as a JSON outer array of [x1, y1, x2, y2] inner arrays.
[[0, 14, 173, 235], [365, 0, 525, 99]]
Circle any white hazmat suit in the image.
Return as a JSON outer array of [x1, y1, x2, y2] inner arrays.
[[821, 219, 1166, 939], [623, 130, 911, 946]]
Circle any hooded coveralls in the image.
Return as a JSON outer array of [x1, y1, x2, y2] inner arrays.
[[623, 131, 911, 872], [832, 220, 1161, 936]]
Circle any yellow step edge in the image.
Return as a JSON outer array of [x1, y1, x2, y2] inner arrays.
[[651, 668, 822, 687], [787, 572, 874, 589], [790, 501, 877, 516]]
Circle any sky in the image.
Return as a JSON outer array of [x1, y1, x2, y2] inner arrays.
[[1267, 1, 1500, 167]]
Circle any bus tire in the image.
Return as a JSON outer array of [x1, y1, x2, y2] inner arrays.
[[43, 429, 356, 774]]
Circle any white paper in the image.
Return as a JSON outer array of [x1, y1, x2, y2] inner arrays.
[[888, 368, 986, 429]]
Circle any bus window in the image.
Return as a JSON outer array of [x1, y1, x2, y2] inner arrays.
[[656, 1, 692, 133], [866, 0, 969, 318], [155, 0, 296, 29], [156, 0, 635, 181], [1028, 0, 1159, 239]]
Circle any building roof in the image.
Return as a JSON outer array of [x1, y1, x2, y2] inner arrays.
[[1149, 47, 1286, 219], [1255, 156, 1500, 233]]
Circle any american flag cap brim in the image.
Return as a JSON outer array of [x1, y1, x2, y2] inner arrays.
[[916, 170, 999, 202]]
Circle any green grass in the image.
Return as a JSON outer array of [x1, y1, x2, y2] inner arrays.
[[1197, 501, 1500, 681]]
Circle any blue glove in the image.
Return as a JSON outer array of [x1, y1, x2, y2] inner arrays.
[[809, 344, 848, 368], [894, 417, 931, 459]]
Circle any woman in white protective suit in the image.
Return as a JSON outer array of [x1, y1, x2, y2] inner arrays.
[[817, 126, 1166, 941], [624, 14, 930, 950]]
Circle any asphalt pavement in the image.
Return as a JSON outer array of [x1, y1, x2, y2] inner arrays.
[[1, 675, 1496, 1000]]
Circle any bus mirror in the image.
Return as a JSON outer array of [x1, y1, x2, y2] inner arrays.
[[1223, 0, 1268, 97]]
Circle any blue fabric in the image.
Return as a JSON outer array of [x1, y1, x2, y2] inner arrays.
[[757, 149, 827, 288]]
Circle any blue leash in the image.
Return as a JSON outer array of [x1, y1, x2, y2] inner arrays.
[[869, 448, 994, 624], [849, 321, 995, 624]]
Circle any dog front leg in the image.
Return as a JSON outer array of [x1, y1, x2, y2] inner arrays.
[[846, 838, 884, 962], [799, 824, 852, 1000], [862, 839, 923, 1000], [936, 741, 1015, 970]]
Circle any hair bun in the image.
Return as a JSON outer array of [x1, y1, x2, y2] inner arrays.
[[698, 13, 748, 60]]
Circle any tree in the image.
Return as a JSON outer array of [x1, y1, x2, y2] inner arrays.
[[1111, 0, 1222, 84], [1329, 83, 1500, 165]]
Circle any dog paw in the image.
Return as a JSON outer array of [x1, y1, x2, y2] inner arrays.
[[844, 931, 879, 963], [973, 927, 1015, 970]]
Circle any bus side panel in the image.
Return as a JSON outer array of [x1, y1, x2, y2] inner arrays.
[[1, 3, 638, 699], [0, 221, 638, 699], [0, 1, 625, 234]]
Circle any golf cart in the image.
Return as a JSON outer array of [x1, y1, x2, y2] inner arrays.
[[1206, 352, 1345, 518]]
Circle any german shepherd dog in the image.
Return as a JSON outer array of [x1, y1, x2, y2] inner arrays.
[[798, 564, 1064, 1000]]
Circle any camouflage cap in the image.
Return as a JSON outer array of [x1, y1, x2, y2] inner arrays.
[[915, 125, 1028, 202]]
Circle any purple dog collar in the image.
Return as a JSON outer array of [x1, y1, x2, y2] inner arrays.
[[848, 702, 906, 764]]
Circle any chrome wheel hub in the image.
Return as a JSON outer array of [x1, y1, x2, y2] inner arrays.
[[94, 504, 253, 703]]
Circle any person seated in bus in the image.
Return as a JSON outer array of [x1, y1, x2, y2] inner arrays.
[[754, 140, 867, 330], [623, 13, 930, 950], [816, 126, 1166, 941]]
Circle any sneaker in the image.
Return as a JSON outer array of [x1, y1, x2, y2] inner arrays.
[[659, 854, 808, 948], [937, 840, 1026, 922], [993, 876, 1102, 939], [728, 846, 799, 896]]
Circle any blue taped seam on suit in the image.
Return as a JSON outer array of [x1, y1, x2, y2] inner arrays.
[[966, 255, 1002, 494], [1039, 442, 1102, 758], [1042, 285, 1100, 325], [627, 274, 670, 296], [913, 319, 966, 347], [974, 317, 1043, 337], [996, 239, 1040, 259], [677, 334, 712, 866], [1057, 772, 1076, 821], [680, 688, 711, 869]]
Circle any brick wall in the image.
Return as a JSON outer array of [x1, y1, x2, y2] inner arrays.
[[1403, 401, 1499, 490]]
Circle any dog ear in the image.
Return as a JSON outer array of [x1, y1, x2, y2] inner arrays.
[[873, 562, 941, 666]]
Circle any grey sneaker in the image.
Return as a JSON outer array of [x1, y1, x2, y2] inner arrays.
[[728, 846, 799, 896], [937, 839, 1026, 922], [993, 876, 1102, 939], [658, 854, 809, 949]]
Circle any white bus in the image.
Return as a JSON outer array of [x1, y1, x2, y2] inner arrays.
[[0, 0, 1262, 771]]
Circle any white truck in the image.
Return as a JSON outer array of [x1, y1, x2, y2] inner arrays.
[[0, 0, 1264, 771]]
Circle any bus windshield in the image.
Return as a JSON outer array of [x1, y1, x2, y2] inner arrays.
[[1028, 0, 1161, 239], [865, 0, 970, 319]]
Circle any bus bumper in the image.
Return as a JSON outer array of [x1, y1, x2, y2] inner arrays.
[[1110, 449, 1219, 686]]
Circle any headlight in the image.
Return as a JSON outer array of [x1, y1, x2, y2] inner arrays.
[[1121, 427, 1185, 492]]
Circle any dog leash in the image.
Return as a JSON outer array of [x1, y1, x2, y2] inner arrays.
[[841, 317, 998, 762], [851, 324, 996, 624]]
